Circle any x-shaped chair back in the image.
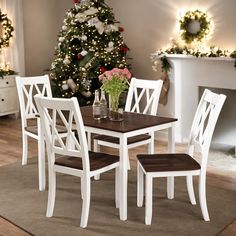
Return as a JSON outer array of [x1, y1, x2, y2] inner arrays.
[[125, 77, 163, 115]]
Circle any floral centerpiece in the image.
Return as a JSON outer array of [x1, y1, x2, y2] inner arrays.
[[99, 68, 131, 120]]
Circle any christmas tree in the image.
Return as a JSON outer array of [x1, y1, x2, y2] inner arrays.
[[50, 0, 130, 106]]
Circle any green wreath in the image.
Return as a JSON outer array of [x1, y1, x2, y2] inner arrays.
[[0, 10, 14, 48], [179, 10, 211, 44]]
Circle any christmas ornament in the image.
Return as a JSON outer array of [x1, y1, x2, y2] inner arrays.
[[105, 24, 119, 33], [81, 90, 92, 98], [59, 37, 64, 42], [63, 56, 70, 65], [106, 41, 114, 52], [81, 35, 87, 41], [62, 84, 69, 90], [62, 25, 67, 31], [119, 27, 124, 32], [67, 79, 77, 92], [73, 0, 80, 4], [120, 45, 129, 52], [88, 17, 104, 34], [100, 66, 106, 73]]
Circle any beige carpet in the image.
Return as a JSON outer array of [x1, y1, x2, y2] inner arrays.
[[0, 158, 236, 236], [208, 150, 236, 171]]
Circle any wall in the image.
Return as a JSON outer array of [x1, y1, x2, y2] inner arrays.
[[22, 0, 73, 76]]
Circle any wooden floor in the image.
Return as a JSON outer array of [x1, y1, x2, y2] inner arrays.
[[0, 115, 235, 235]]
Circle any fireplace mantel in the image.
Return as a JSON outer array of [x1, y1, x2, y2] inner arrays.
[[163, 54, 236, 146], [165, 54, 235, 62]]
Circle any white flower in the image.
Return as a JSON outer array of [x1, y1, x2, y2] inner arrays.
[[62, 25, 67, 31]]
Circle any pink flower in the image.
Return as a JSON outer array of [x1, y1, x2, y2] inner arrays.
[[99, 68, 132, 95]]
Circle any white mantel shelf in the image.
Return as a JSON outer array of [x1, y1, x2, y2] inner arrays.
[[163, 54, 236, 146], [165, 54, 235, 62]]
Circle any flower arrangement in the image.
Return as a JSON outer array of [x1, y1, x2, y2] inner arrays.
[[99, 68, 131, 97], [99, 68, 131, 120]]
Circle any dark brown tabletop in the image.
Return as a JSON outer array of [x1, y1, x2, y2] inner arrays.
[[80, 106, 177, 133]]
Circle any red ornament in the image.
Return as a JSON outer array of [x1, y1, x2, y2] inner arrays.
[[119, 27, 124, 32], [77, 54, 84, 60], [99, 67, 106, 73], [73, 0, 79, 4], [120, 45, 129, 53]]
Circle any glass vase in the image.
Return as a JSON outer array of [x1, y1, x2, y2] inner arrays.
[[108, 94, 123, 121]]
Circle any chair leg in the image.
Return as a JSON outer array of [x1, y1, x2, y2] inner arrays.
[[38, 135, 46, 191], [115, 167, 119, 208], [145, 174, 153, 225], [46, 167, 56, 217], [94, 139, 101, 180], [167, 176, 174, 199], [147, 133, 154, 154], [22, 132, 28, 165], [186, 175, 196, 205], [199, 174, 210, 221], [80, 176, 91, 228], [137, 162, 144, 207]]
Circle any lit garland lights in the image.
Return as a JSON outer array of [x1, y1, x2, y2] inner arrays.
[[151, 40, 236, 72], [151, 10, 236, 73], [0, 10, 14, 48], [50, 0, 130, 106], [0, 10, 15, 77]]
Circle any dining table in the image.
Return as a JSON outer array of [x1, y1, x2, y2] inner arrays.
[[80, 106, 177, 221]]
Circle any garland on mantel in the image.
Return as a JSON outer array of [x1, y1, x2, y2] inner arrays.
[[151, 40, 236, 73]]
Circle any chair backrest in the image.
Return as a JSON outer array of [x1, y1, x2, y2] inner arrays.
[[188, 89, 226, 169], [34, 95, 90, 173], [125, 77, 163, 115], [16, 75, 52, 127]]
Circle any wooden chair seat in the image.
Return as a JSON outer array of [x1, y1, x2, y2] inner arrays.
[[25, 125, 67, 135], [94, 134, 151, 145], [55, 151, 119, 171], [137, 153, 201, 172]]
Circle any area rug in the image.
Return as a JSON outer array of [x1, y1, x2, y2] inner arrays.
[[0, 158, 235, 236], [208, 150, 236, 171]]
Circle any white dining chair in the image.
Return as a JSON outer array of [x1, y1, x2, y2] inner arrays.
[[34, 95, 120, 228], [16, 75, 52, 191], [137, 89, 226, 225], [93, 77, 163, 179]]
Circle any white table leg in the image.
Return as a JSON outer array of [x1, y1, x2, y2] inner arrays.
[[119, 135, 128, 221], [167, 125, 175, 199]]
